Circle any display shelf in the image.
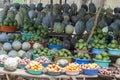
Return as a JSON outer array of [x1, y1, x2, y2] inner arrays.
[[0, 67, 119, 80]]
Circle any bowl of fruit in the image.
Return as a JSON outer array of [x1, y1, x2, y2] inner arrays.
[[75, 39, 89, 53], [107, 40, 120, 56], [91, 39, 107, 54], [82, 63, 100, 75], [93, 52, 111, 67], [46, 64, 62, 76], [65, 63, 82, 76], [18, 58, 30, 69], [47, 38, 62, 50], [35, 56, 52, 67], [73, 52, 91, 64], [1, 18, 17, 32], [54, 49, 72, 63], [33, 48, 53, 60], [26, 61, 44, 75]]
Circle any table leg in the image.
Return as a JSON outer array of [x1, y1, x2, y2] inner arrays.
[[49, 77, 56, 80], [71, 76, 77, 80], [83, 77, 85, 80], [5, 74, 10, 80]]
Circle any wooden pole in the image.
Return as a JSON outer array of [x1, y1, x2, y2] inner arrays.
[[59, 0, 62, 14], [65, 0, 67, 4], [50, 0, 53, 32], [87, 0, 106, 43]]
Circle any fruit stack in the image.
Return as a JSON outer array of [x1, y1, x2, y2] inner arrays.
[[82, 63, 100, 75], [65, 63, 82, 75], [26, 61, 44, 75], [93, 52, 111, 67], [73, 52, 91, 64], [48, 38, 62, 50], [108, 40, 120, 56]]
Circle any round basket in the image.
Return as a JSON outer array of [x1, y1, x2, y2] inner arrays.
[[76, 48, 88, 53], [40, 62, 51, 68], [108, 48, 120, 56], [1, 26, 17, 32], [48, 44, 62, 50], [54, 56, 72, 63], [93, 58, 111, 67], [66, 71, 80, 76], [47, 71, 61, 76], [73, 58, 90, 64], [21, 33, 33, 39], [91, 48, 106, 54], [26, 69, 43, 75], [82, 68, 99, 75]]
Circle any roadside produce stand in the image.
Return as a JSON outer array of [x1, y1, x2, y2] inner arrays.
[[0, 0, 120, 80], [0, 67, 120, 80]]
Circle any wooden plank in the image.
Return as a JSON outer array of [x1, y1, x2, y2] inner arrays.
[[115, 75, 120, 79], [71, 76, 77, 80], [0, 67, 70, 79], [74, 74, 98, 78]]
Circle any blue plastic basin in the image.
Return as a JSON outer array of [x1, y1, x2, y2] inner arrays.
[[82, 68, 99, 75], [73, 58, 90, 64], [92, 48, 105, 54]]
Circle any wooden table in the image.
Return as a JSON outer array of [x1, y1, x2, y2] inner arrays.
[[0, 67, 119, 80]]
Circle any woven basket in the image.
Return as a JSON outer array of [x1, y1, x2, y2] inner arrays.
[[1, 26, 17, 32]]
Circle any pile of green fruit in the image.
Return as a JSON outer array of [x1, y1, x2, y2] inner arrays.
[[75, 39, 88, 50], [36, 25, 48, 37], [21, 35, 44, 42], [55, 49, 72, 57], [23, 20, 35, 34], [34, 47, 54, 56], [92, 28, 107, 40], [29, 36, 44, 42], [74, 52, 91, 60], [2, 17, 17, 27], [92, 39, 107, 49], [108, 40, 120, 49], [95, 52, 110, 61], [48, 38, 62, 45], [8, 34, 22, 41]]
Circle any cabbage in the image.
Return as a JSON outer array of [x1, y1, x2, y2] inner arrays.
[[3, 43, 12, 51]]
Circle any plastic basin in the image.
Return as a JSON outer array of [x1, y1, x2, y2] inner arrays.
[[93, 58, 111, 67], [48, 44, 62, 50], [92, 48, 105, 54], [82, 68, 99, 75], [108, 48, 120, 56], [27, 69, 42, 75], [66, 71, 80, 76], [73, 58, 90, 64], [40, 62, 51, 68], [47, 71, 61, 76], [21, 33, 33, 39]]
